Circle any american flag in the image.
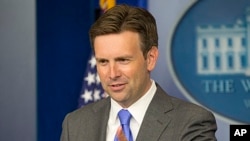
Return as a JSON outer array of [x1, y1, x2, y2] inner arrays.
[[78, 54, 106, 107], [78, 0, 114, 108]]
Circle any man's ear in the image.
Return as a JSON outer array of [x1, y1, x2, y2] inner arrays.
[[147, 46, 159, 71]]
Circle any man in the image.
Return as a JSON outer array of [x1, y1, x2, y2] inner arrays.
[[61, 5, 217, 141]]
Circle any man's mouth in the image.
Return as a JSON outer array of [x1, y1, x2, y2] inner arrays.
[[109, 83, 126, 91], [111, 84, 123, 87]]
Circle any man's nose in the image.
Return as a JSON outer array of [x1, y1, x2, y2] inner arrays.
[[109, 63, 121, 80]]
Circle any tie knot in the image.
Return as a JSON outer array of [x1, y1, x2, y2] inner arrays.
[[118, 109, 132, 125]]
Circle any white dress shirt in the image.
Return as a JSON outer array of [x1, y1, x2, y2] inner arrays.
[[106, 80, 156, 141]]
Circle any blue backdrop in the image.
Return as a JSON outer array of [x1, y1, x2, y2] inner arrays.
[[37, 0, 93, 140]]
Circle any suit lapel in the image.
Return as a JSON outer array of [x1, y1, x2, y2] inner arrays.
[[136, 85, 173, 141], [91, 97, 111, 141]]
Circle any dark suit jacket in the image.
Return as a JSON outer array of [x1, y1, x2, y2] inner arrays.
[[60, 84, 217, 141]]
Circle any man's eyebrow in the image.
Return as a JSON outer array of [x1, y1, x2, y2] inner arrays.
[[115, 55, 133, 59], [95, 57, 107, 61], [96, 55, 133, 60]]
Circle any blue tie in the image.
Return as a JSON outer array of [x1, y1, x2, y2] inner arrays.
[[114, 109, 133, 141]]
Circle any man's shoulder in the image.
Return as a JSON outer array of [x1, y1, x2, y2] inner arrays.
[[66, 97, 110, 120], [156, 83, 214, 116], [170, 95, 212, 114]]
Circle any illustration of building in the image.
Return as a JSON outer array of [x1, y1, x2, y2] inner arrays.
[[196, 7, 250, 75]]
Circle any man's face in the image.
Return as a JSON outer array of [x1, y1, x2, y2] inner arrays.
[[94, 31, 158, 108]]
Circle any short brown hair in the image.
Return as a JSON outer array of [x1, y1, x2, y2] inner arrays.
[[89, 4, 158, 58]]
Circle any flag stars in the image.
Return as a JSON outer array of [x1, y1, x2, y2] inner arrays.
[[84, 72, 95, 86], [89, 55, 96, 68], [93, 89, 101, 101], [96, 74, 101, 84], [79, 55, 105, 107], [81, 90, 93, 103]]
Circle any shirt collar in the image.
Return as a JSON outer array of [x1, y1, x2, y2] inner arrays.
[[109, 80, 157, 125]]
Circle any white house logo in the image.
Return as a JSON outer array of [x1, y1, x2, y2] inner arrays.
[[168, 0, 250, 123]]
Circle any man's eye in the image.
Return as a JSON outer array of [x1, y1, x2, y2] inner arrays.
[[118, 59, 130, 64], [97, 60, 108, 65]]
